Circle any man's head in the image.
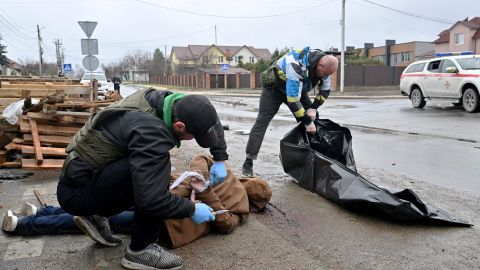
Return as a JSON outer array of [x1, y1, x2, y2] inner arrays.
[[172, 95, 221, 148], [316, 55, 338, 78]]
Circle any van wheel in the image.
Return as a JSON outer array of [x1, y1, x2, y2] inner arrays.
[[462, 88, 480, 113], [411, 88, 426, 108]]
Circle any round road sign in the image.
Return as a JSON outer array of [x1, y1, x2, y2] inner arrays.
[[82, 55, 99, 71]]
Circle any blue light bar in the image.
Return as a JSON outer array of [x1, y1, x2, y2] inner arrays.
[[435, 51, 474, 57]]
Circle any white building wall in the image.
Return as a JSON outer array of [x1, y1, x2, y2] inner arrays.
[[449, 24, 476, 52], [231, 47, 257, 67]]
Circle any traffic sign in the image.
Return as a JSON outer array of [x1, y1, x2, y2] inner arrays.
[[63, 64, 72, 72], [221, 64, 229, 71], [81, 39, 98, 55], [82, 55, 99, 71], [78, 21, 97, 38]]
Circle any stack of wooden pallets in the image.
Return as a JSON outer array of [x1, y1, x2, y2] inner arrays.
[[0, 76, 117, 170]]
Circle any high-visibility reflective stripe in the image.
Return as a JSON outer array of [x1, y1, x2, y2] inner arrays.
[[315, 96, 326, 101], [293, 108, 305, 118], [287, 96, 299, 102], [277, 70, 287, 81]]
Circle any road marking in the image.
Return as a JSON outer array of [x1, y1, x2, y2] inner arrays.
[[4, 239, 43, 261]]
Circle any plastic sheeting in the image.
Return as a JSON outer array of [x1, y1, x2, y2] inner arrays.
[[280, 119, 471, 226]]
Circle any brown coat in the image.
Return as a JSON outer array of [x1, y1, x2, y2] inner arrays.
[[162, 155, 272, 249]]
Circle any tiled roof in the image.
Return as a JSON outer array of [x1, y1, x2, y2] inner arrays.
[[473, 30, 480, 39], [433, 30, 450, 44], [434, 17, 480, 43], [433, 17, 480, 44], [171, 46, 193, 60], [188, 45, 210, 59], [172, 45, 272, 61], [460, 17, 480, 29], [252, 48, 272, 60]]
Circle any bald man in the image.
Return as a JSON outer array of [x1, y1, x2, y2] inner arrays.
[[242, 47, 338, 177]]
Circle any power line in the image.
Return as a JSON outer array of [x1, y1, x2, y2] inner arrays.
[[102, 27, 214, 45], [360, 0, 455, 24], [0, 13, 36, 40], [135, 0, 337, 19]]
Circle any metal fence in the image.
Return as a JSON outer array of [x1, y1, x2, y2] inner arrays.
[[337, 65, 406, 86]]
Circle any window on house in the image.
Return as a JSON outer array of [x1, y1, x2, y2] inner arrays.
[[238, 55, 244, 63], [202, 56, 208, 63], [373, 55, 384, 62], [249, 56, 255, 63], [234, 57, 237, 62], [218, 56, 223, 62], [401, 52, 411, 62], [454, 33, 464, 45]]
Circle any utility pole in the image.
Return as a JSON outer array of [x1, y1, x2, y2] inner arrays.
[[54, 39, 63, 76], [164, 45, 167, 75], [340, 0, 345, 93], [37, 24, 43, 75], [214, 25, 217, 45]]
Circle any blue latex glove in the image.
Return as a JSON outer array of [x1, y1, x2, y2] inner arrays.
[[209, 161, 227, 186], [192, 203, 215, 224]]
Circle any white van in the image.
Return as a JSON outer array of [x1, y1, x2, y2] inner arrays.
[[80, 72, 110, 95], [400, 53, 480, 113]]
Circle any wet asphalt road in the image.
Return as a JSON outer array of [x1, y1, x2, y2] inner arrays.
[[1, 85, 479, 269], [209, 96, 480, 196]]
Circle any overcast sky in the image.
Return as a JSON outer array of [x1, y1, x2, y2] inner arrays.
[[1, 0, 479, 69]]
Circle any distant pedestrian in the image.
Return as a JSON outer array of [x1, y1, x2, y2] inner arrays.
[[112, 76, 121, 94], [242, 47, 338, 177]]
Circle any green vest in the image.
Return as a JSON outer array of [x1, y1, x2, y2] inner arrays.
[[65, 90, 159, 168]]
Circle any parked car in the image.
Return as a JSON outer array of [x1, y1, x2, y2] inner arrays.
[[400, 53, 480, 113], [80, 72, 109, 95]]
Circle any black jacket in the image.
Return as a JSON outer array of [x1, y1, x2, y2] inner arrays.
[[59, 89, 228, 219]]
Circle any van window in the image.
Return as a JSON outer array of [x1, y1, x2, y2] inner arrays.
[[440, 60, 456, 73], [405, 63, 425, 73], [427, 60, 440, 73], [456, 57, 480, 70]]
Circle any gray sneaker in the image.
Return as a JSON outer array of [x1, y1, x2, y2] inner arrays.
[[73, 215, 122, 247], [122, 243, 184, 270]]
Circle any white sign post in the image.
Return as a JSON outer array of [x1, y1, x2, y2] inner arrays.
[[221, 64, 229, 92], [78, 21, 98, 101]]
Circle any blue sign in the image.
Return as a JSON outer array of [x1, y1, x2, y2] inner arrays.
[[63, 64, 73, 72], [221, 64, 229, 71]]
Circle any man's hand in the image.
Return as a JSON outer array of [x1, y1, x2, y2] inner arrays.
[[209, 161, 227, 186], [192, 203, 215, 224], [306, 108, 317, 120], [305, 121, 316, 134]]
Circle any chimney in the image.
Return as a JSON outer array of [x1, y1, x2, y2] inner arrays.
[[364, 43, 374, 57], [385, 40, 395, 66]]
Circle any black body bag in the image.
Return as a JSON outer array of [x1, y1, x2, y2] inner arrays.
[[279, 119, 470, 226]]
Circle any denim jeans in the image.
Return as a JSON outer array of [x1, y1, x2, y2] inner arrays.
[[245, 87, 312, 160], [15, 206, 135, 236]]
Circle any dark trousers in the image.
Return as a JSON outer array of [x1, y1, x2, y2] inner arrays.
[[245, 87, 312, 160], [58, 157, 164, 251], [15, 206, 134, 236]]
